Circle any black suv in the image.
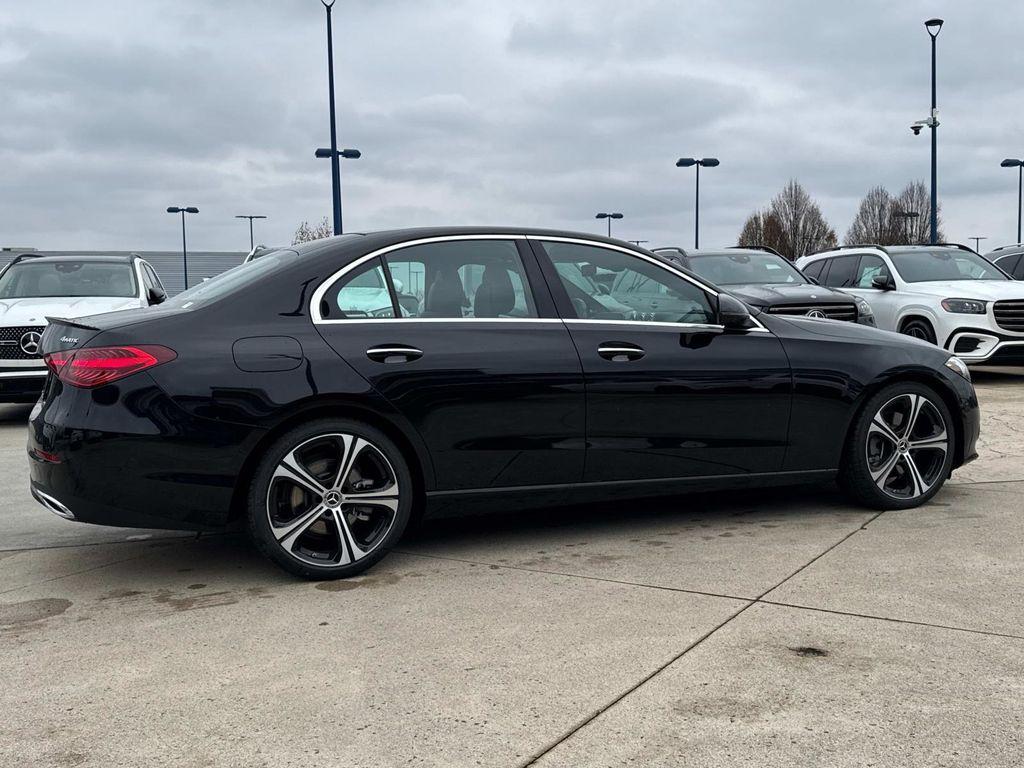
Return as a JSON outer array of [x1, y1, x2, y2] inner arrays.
[[652, 246, 876, 325]]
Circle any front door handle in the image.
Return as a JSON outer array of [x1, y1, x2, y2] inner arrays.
[[597, 343, 645, 362], [366, 345, 423, 363]]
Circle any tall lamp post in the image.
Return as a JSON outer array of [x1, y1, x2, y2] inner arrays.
[[675, 157, 720, 249], [595, 212, 623, 237], [969, 236, 987, 253], [893, 210, 920, 244], [925, 18, 943, 244], [320, 0, 353, 236], [1000, 158, 1023, 243], [235, 214, 267, 250], [315, 148, 361, 234], [166, 206, 198, 290]]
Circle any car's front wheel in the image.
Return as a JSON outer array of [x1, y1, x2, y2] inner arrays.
[[839, 383, 954, 510], [247, 418, 413, 579]]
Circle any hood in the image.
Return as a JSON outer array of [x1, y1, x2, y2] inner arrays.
[[0, 296, 141, 325], [725, 283, 853, 307], [773, 313, 936, 348], [906, 280, 1024, 301]]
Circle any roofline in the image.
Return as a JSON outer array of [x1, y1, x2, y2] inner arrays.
[[809, 242, 982, 258]]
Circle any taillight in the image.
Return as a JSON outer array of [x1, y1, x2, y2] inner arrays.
[[43, 345, 176, 388]]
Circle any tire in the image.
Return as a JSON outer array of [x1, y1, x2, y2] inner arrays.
[[246, 418, 414, 579], [839, 382, 955, 510], [899, 318, 936, 345]]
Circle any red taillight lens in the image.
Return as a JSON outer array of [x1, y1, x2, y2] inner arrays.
[[43, 345, 176, 388]]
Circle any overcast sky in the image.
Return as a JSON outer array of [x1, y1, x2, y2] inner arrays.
[[1, 0, 1022, 253]]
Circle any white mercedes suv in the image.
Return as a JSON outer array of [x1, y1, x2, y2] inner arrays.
[[796, 244, 1024, 366], [0, 253, 167, 402]]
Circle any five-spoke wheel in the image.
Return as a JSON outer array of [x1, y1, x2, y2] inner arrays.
[[247, 419, 412, 579], [840, 383, 954, 510]]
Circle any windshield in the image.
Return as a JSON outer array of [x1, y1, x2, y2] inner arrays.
[[164, 251, 292, 308], [687, 252, 807, 286], [890, 249, 1008, 282], [0, 260, 138, 299]]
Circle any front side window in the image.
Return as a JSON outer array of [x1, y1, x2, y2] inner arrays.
[[889, 249, 1008, 282], [540, 241, 714, 325], [0, 260, 138, 299], [854, 255, 890, 288], [384, 240, 537, 318]]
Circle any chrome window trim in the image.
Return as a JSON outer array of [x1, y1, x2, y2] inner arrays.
[[309, 232, 769, 332], [311, 234, 529, 324], [564, 318, 770, 333]]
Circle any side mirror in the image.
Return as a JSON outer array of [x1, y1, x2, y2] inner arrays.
[[871, 274, 895, 291], [718, 293, 755, 330], [148, 287, 167, 305]]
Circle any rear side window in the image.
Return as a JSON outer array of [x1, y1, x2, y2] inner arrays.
[[802, 260, 826, 281], [821, 255, 859, 288], [321, 257, 396, 319]]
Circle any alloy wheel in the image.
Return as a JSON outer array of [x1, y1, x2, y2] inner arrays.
[[266, 433, 401, 567], [865, 393, 949, 500]]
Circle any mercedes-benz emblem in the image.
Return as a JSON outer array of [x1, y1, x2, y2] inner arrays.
[[805, 309, 827, 319], [19, 331, 42, 356]]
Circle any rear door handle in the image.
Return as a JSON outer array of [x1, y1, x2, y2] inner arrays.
[[366, 345, 423, 363], [597, 343, 645, 362]]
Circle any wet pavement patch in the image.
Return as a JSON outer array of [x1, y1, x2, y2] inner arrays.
[[0, 597, 72, 628], [789, 646, 829, 657]]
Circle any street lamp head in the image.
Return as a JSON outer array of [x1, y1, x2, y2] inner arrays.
[[340, 148, 362, 159], [595, 213, 609, 219], [610, 212, 624, 220], [925, 18, 943, 36], [1001, 159, 1023, 168], [236, 214, 268, 220], [184, 207, 199, 214], [315, 148, 333, 159], [166, 206, 181, 213], [699, 158, 720, 167], [675, 158, 697, 168]]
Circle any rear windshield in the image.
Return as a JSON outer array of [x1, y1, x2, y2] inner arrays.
[[163, 251, 293, 307], [890, 249, 1008, 282], [0, 260, 138, 298]]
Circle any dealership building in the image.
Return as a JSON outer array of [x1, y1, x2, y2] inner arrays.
[[0, 248, 249, 296]]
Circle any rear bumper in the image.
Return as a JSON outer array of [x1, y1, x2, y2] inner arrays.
[[27, 375, 263, 532]]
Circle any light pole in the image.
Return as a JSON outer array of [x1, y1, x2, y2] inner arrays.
[[675, 157, 720, 249], [893, 210, 920, 244], [320, 0, 348, 236], [628, 240, 649, 248], [235, 214, 267, 250], [1000, 158, 1023, 243], [315, 148, 361, 234], [925, 18, 943, 244], [166, 206, 198, 290], [595, 212, 623, 237], [969, 236, 987, 253]]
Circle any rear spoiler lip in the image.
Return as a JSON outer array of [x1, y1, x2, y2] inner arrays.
[[44, 316, 101, 331]]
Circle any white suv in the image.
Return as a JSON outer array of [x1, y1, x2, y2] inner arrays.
[[796, 244, 1024, 366], [0, 253, 166, 402]]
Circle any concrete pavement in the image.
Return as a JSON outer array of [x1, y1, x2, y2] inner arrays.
[[1, 369, 1022, 767]]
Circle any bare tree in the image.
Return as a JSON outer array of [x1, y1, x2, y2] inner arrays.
[[893, 181, 944, 244], [292, 216, 333, 245], [845, 186, 899, 245], [738, 180, 837, 260]]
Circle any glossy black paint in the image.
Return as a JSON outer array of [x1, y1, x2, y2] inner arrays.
[[27, 227, 980, 532]]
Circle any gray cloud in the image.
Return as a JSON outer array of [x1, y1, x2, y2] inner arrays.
[[1, 0, 1022, 253]]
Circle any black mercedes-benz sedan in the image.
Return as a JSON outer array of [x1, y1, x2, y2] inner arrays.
[[652, 246, 876, 325], [28, 228, 979, 579]]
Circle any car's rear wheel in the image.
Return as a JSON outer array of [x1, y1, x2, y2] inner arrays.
[[839, 383, 954, 510], [900, 318, 936, 344], [246, 418, 413, 579]]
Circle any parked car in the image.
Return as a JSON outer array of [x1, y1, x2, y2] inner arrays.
[[985, 243, 1024, 279], [0, 253, 166, 402], [797, 244, 1024, 366], [30, 228, 978, 579], [652, 246, 876, 325]]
